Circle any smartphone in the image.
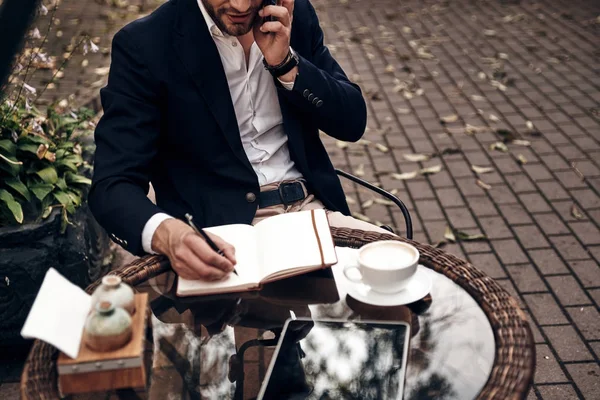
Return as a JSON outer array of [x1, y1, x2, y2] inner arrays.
[[258, 318, 411, 399], [262, 0, 277, 22]]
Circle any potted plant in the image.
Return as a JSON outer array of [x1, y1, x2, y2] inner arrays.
[[0, 97, 111, 347]]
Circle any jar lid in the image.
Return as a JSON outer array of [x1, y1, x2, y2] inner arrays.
[[102, 275, 122, 288]]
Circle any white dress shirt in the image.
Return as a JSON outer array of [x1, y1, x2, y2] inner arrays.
[[141, 0, 302, 254]]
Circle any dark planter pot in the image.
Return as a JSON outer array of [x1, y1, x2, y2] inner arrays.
[[0, 204, 111, 348]]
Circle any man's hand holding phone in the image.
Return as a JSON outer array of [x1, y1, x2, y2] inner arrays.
[[254, 0, 297, 82]]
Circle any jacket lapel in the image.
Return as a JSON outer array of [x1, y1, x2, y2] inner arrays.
[[172, 0, 252, 172]]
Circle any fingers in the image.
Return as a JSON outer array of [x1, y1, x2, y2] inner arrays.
[[281, 0, 294, 18], [260, 21, 285, 34], [183, 234, 235, 272], [211, 235, 237, 265], [260, 5, 291, 27], [171, 245, 227, 281]]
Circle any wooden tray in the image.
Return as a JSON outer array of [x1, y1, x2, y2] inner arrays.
[[57, 293, 148, 395]]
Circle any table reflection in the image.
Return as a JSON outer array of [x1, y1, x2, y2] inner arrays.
[[140, 262, 494, 400]]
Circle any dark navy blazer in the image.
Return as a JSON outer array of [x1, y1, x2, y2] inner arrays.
[[88, 0, 367, 256]]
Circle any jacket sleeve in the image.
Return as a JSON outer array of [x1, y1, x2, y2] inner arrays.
[[88, 28, 164, 256], [277, 1, 367, 142]]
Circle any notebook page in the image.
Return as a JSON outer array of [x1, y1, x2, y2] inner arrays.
[[176, 224, 260, 296], [256, 209, 335, 281], [21, 268, 91, 359]]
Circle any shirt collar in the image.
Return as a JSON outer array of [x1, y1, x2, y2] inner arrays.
[[197, 0, 226, 37]]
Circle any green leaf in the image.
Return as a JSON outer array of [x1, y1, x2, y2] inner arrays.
[[4, 177, 31, 202], [0, 139, 17, 156], [65, 172, 92, 185], [455, 230, 488, 241], [0, 189, 24, 223], [29, 183, 54, 201], [489, 142, 509, 152], [66, 191, 81, 207], [53, 190, 75, 214], [34, 167, 58, 184], [56, 177, 68, 191], [17, 142, 40, 155], [444, 225, 456, 242], [42, 206, 54, 219], [18, 135, 50, 145]]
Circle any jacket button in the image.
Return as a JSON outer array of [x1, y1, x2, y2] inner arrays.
[[312, 97, 319, 104], [303, 89, 310, 98], [316, 100, 323, 107], [308, 93, 314, 101], [246, 192, 256, 203]]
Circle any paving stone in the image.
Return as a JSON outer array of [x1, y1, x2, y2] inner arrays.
[[499, 203, 535, 225], [506, 264, 548, 293], [568, 221, 600, 245], [536, 181, 571, 201], [543, 325, 593, 362], [0, 383, 19, 400], [534, 344, 568, 383], [547, 274, 593, 306], [435, 187, 465, 208], [570, 188, 600, 209], [549, 236, 590, 261], [590, 340, 600, 359], [565, 363, 600, 400], [536, 384, 579, 400], [523, 310, 545, 344], [533, 213, 571, 236], [492, 239, 529, 264], [566, 306, 600, 340], [467, 253, 507, 279], [520, 193, 553, 214], [551, 200, 590, 223], [513, 225, 551, 249], [468, 196, 499, 217], [524, 293, 569, 326]]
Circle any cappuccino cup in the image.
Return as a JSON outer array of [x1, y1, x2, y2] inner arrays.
[[343, 241, 419, 294]]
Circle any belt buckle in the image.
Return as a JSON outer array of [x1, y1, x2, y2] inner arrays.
[[278, 182, 304, 206]]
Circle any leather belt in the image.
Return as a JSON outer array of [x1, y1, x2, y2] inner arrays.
[[258, 181, 310, 208]]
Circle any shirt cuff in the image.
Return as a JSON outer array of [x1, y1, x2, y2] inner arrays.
[[277, 77, 295, 90], [142, 212, 174, 254]]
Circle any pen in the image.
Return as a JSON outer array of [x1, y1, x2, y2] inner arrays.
[[184, 213, 238, 276]]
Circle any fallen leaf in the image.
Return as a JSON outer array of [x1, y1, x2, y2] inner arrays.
[[513, 139, 531, 146], [432, 240, 447, 248], [354, 163, 365, 177], [490, 80, 507, 91], [471, 95, 486, 102], [476, 179, 492, 190], [403, 153, 430, 162], [432, 147, 462, 157], [357, 139, 372, 146], [571, 162, 585, 181], [385, 64, 395, 73], [336, 140, 348, 149], [498, 53, 509, 60], [402, 26, 412, 34], [490, 142, 509, 152], [391, 171, 418, 180], [396, 108, 411, 115], [362, 199, 374, 209], [374, 198, 396, 206], [455, 230, 488, 241], [465, 124, 489, 135], [94, 66, 110, 76], [440, 114, 459, 124], [375, 143, 389, 153], [444, 225, 455, 242], [352, 212, 371, 222], [420, 165, 442, 175], [483, 29, 497, 37], [478, 71, 487, 80], [526, 121, 534, 130], [472, 165, 494, 174], [571, 204, 584, 220], [345, 196, 356, 205], [517, 154, 527, 165], [489, 114, 500, 123]]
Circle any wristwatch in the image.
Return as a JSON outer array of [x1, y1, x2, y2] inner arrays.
[[263, 48, 299, 78]]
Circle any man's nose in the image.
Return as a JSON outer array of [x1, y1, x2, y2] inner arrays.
[[229, 0, 252, 13]]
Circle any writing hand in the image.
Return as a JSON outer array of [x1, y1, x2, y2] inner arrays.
[[152, 219, 236, 281]]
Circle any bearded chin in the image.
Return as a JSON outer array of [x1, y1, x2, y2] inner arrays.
[[213, 8, 258, 37]]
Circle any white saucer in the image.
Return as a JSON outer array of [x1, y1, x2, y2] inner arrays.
[[343, 265, 432, 306]]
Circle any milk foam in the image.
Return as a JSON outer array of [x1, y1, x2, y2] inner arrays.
[[360, 242, 417, 269]]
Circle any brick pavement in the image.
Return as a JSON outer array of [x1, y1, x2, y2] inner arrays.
[[311, 0, 600, 398], [1, 0, 599, 398]]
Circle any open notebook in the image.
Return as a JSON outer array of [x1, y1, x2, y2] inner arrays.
[[176, 209, 337, 297]]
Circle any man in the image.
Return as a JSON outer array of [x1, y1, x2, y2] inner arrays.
[[89, 0, 392, 282]]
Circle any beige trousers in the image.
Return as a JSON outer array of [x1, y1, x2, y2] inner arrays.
[[252, 180, 396, 235]]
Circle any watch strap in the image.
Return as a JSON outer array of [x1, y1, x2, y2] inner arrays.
[[263, 49, 299, 78]]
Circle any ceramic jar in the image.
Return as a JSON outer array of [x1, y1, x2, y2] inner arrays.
[[84, 301, 132, 352], [91, 275, 135, 315]]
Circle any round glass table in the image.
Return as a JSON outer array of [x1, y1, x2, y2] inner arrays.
[[21, 228, 535, 399]]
